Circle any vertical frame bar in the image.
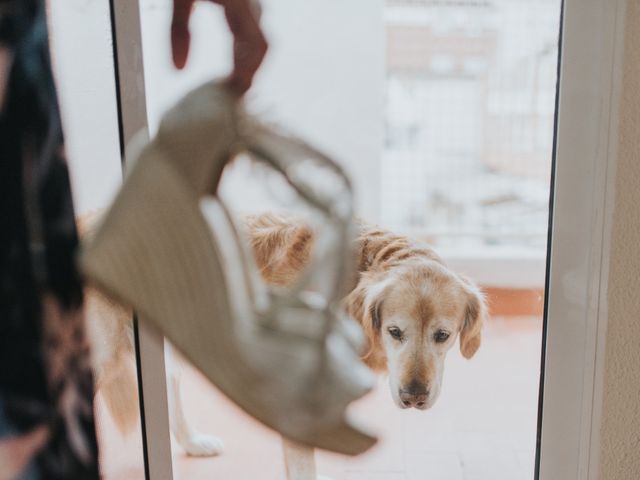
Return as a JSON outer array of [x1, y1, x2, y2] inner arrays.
[[108, 1, 174, 479], [538, 0, 625, 478]]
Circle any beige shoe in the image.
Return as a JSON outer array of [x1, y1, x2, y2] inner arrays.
[[80, 80, 377, 455]]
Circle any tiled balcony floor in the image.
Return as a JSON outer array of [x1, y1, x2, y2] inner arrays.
[[97, 316, 542, 480]]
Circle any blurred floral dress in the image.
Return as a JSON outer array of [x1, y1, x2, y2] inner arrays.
[[0, 0, 99, 478]]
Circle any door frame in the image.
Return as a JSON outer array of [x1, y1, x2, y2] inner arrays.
[[108, 1, 174, 479], [106, 0, 627, 478], [537, 0, 625, 478]]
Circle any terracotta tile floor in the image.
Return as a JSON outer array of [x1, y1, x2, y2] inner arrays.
[[97, 316, 542, 480]]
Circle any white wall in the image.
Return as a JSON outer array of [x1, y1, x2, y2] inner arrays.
[[49, 0, 384, 220], [139, 0, 384, 220], [598, 1, 640, 477]]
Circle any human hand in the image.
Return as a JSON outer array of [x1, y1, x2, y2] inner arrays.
[[171, 0, 268, 95]]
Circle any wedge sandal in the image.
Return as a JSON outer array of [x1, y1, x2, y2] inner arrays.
[[80, 80, 377, 455]]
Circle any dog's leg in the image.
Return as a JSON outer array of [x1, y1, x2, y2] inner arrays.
[[282, 436, 316, 480], [282, 436, 333, 480], [97, 354, 140, 435], [166, 342, 224, 457]]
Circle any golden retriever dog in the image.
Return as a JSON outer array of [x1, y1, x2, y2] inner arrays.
[[81, 212, 486, 476], [249, 215, 486, 409]]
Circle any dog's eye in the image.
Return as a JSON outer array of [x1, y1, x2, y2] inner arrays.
[[433, 330, 450, 343], [387, 326, 404, 341]]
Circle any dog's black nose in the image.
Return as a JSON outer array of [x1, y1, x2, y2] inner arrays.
[[399, 382, 429, 408]]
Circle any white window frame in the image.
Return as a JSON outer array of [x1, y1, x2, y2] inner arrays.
[[109, 1, 173, 479], [538, 0, 625, 478], [107, 0, 625, 478]]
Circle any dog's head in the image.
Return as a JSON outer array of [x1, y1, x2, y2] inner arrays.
[[347, 259, 486, 410]]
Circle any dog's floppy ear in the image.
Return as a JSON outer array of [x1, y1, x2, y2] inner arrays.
[[458, 276, 487, 359], [345, 275, 393, 369], [246, 213, 313, 286]]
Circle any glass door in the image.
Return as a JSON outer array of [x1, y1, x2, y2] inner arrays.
[[96, 0, 621, 478], [131, 1, 562, 479]]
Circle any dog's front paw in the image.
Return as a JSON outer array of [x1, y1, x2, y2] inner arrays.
[[181, 433, 224, 457]]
